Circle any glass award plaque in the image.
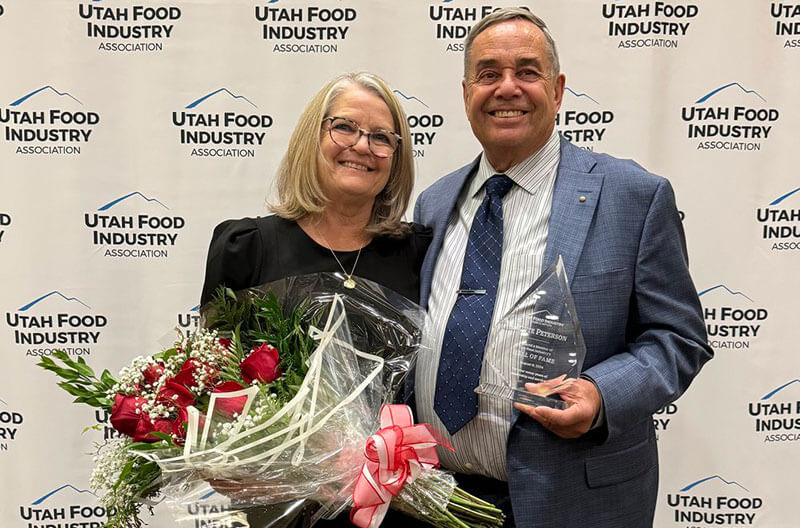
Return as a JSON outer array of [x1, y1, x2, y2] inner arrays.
[[475, 256, 586, 409]]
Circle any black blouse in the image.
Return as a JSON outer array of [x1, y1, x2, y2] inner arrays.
[[201, 215, 432, 306], [199, 215, 433, 528]]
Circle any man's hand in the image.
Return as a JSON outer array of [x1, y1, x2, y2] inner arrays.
[[513, 377, 602, 439]]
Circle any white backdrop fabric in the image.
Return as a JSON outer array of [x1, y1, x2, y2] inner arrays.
[[1, 1, 799, 527]]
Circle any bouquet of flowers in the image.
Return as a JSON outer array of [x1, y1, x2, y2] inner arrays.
[[39, 273, 505, 528]]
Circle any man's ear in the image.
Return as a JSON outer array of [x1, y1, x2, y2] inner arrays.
[[462, 78, 469, 115], [554, 73, 566, 111]]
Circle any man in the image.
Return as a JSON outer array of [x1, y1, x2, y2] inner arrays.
[[413, 8, 712, 528]]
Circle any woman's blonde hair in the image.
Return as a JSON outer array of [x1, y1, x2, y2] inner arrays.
[[271, 72, 414, 237]]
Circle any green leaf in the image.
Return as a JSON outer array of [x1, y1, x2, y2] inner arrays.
[[100, 369, 117, 387], [57, 381, 88, 398], [127, 442, 166, 452], [160, 347, 180, 362], [72, 359, 95, 379], [48, 366, 81, 380], [51, 349, 71, 362], [37, 357, 56, 368], [116, 458, 135, 484], [149, 432, 175, 445]]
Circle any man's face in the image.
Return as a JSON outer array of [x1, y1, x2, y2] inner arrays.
[[463, 19, 565, 171]]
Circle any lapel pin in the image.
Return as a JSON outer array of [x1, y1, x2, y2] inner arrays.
[[579, 195, 587, 203]]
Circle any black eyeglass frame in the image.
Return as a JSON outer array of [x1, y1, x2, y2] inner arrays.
[[321, 116, 402, 158]]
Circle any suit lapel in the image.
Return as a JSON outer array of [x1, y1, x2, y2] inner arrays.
[[543, 138, 604, 283], [509, 140, 603, 429]]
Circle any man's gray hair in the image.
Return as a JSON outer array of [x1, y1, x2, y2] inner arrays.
[[463, 7, 560, 78]]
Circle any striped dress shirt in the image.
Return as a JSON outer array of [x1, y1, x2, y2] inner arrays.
[[415, 129, 561, 480]]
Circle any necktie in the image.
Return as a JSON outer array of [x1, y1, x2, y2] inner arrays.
[[434, 174, 514, 434]]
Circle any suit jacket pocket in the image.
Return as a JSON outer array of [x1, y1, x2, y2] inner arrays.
[[584, 436, 656, 488], [571, 268, 627, 294]]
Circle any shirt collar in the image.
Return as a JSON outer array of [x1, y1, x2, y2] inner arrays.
[[471, 128, 561, 198]]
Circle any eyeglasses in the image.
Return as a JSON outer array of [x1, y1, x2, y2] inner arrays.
[[322, 116, 401, 158]]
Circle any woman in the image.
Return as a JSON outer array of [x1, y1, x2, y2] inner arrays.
[[200, 72, 431, 528], [201, 71, 429, 307]]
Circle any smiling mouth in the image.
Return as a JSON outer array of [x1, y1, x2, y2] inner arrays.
[[340, 161, 372, 172], [489, 110, 528, 118]]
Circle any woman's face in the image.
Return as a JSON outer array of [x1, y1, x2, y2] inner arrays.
[[319, 86, 395, 208]]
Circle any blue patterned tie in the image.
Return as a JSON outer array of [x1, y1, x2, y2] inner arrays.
[[435, 174, 514, 434]]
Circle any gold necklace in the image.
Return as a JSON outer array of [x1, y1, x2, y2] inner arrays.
[[317, 230, 363, 289]]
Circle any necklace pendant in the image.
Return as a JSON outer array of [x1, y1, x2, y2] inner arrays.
[[343, 277, 357, 289]]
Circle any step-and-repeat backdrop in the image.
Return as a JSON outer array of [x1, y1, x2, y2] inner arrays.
[[1, 1, 799, 527]]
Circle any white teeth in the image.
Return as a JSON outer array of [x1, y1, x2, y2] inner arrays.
[[494, 110, 524, 117], [341, 161, 370, 171]]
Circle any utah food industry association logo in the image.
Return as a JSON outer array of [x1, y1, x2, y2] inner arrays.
[[83, 191, 186, 259], [78, 0, 182, 52], [172, 88, 272, 158], [556, 86, 615, 150], [19, 484, 108, 527], [1, 85, 99, 156], [601, 0, 699, 49], [666, 475, 763, 527], [681, 81, 780, 152], [5, 290, 108, 358], [254, 2, 358, 54], [393, 89, 443, 159], [698, 284, 769, 351], [756, 186, 800, 251], [748, 379, 800, 444], [184, 490, 250, 528], [0, 395, 24, 452], [771, 2, 800, 48]]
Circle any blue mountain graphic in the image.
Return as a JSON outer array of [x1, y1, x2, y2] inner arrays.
[[761, 379, 800, 400], [191, 305, 200, 312], [393, 90, 429, 108], [9, 85, 83, 107], [565, 87, 599, 105], [769, 187, 800, 206], [695, 82, 766, 104], [19, 291, 91, 312], [200, 489, 217, 500], [680, 475, 749, 493], [32, 484, 97, 505], [185, 88, 257, 109], [98, 192, 168, 211], [697, 284, 753, 303]]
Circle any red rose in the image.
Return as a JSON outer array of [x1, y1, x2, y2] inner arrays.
[[157, 381, 196, 410], [212, 381, 247, 418], [172, 407, 189, 443], [141, 363, 165, 388], [110, 394, 147, 437], [173, 358, 218, 389], [240, 343, 281, 384], [218, 337, 231, 350], [133, 407, 188, 444]]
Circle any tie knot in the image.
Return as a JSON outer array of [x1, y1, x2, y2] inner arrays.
[[485, 174, 514, 199]]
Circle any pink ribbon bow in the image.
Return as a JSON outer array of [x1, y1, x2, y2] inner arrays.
[[350, 404, 448, 528]]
